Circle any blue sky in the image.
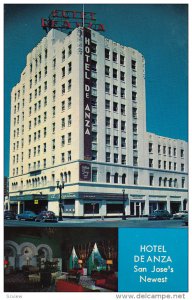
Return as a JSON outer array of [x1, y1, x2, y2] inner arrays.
[[4, 4, 188, 176]]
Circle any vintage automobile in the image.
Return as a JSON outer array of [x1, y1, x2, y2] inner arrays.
[[148, 210, 172, 220], [172, 210, 188, 219], [17, 211, 37, 221], [4, 210, 16, 220], [35, 211, 58, 222]]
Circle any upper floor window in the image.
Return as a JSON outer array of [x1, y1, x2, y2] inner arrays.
[[120, 55, 125, 65], [105, 48, 110, 59], [131, 60, 136, 70], [113, 52, 117, 62], [68, 44, 72, 56]]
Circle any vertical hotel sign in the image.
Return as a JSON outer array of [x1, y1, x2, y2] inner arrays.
[[84, 28, 92, 161]]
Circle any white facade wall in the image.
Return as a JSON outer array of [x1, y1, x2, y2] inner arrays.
[[9, 28, 188, 217]]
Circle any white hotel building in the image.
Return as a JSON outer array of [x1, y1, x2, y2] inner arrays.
[[9, 27, 188, 217]]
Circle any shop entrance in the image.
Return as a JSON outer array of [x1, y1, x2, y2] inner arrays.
[[149, 201, 167, 214], [170, 202, 181, 214], [24, 200, 48, 214], [130, 201, 145, 216]]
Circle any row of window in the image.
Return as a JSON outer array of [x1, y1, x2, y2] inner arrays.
[[12, 151, 72, 176], [149, 142, 185, 158], [105, 49, 136, 70], [11, 171, 72, 190], [149, 159, 185, 172], [29, 44, 72, 73], [29, 62, 72, 90]]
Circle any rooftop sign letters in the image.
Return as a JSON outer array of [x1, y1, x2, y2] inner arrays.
[[41, 10, 105, 33]]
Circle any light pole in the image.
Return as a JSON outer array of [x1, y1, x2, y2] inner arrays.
[[57, 180, 64, 221], [122, 189, 126, 220], [91, 202, 96, 217]]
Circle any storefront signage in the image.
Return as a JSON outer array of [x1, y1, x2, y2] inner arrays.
[[84, 28, 92, 160], [79, 162, 92, 181], [41, 10, 105, 33]]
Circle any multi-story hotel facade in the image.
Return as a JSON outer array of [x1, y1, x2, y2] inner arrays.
[[9, 27, 188, 217]]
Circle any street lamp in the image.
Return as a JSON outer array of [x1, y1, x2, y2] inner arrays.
[[57, 180, 65, 221], [122, 189, 126, 220]]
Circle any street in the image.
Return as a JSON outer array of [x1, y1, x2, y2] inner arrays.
[[4, 217, 187, 228]]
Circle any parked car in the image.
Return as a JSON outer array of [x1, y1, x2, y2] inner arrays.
[[148, 210, 172, 220], [173, 210, 188, 219], [4, 210, 16, 220], [182, 213, 188, 226], [35, 211, 58, 222], [17, 211, 37, 221]]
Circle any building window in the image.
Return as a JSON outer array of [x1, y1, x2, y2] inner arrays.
[[43, 143, 46, 153], [174, 162, 177, 171], [173, 147, 177, 157], [132, 140, 137, 151], [114, 173, 118, 184], [44, 127, 47, 137], [181, 149, 184, 158], [61, 135, 65, 147], [106, 172, 110, 183], [132, 76, 136, 86], [62, 100, 65, 112], [132, 91, 137, 101], [62, 83, 65, 95], [52, 122, 55, 134], [68, 132, 71, 144], [163, 146, 166, 155], [120, 55, 125, 65], [122, 155, 126, 165], [134, 172, 138, 185], [113, 102, 118, 112], [44, 96, 47, 106], [44, 81, 47, 91], [121, 104, 125, 115], [68, 79, 72, 91], [149, 143, 153, 153], [113, 119, 118, 129], [113, 68, 117, 79], [158, 160, 161, 169], [53, 58, 56, 69], [44, 111, 47, 121], [62, 49, 65, 61], [92, 169, 97, 182], [174, 179, 178, 188], [52, 107, 55, 118], [43, 159, 46, 168], [149, 159, 153, 168], [62, 66, 65, 78], [52, 139, 55, 151], [121, 121, 126, 131], [44, 66, 47, 76], [92, 150, 97, 161], [68, 62, 72, 74], [106, 134, 110, 145], [169, 162, 172, 170], [182, 177, 185, 188], [52, 156, 55, 165], [68, 151, 72, 161], [168, 147, 172, 156], [61, 153, 65, 163], [132, 107, 137, 119], [105, 82, 110, 93], [133, 123, 138, 134], [106, 152, 110, 162], [91, 43, 97, 53], [68, 97, 72, 109], [120, 71, 125, 81], [105, 48, 110, 59], [114, 136, 118, 146], [121, 88, 125, 98], [149, 174, 154, 186], [158, 144, 161, 154], [113, 52, 117, 62], [121, 138, 126, 148], [159, 177, 162, 187], [106, 117, 110, 127], [181, 163, 185, 172], [133, 156, 138, 166], [61, 117, 65, 129], [114, 153, 118, 163], [105, 66, 110, 76], [131, 60, 136, 70], [164, 161, 167, 170], [68, 115, 72, 126], [68, 44, 72, 56]]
